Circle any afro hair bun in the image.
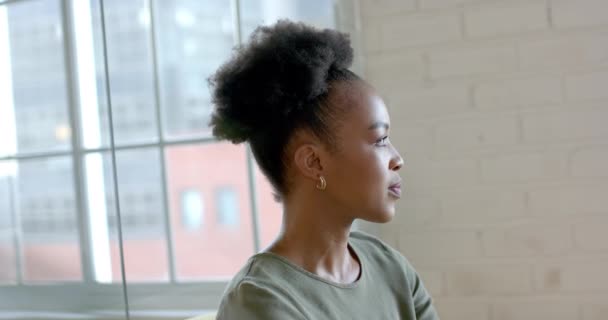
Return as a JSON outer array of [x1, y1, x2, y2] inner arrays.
[[208, 20, 354, 143]]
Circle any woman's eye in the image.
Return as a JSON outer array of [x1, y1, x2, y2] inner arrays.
[[375, 136, 389, 146]]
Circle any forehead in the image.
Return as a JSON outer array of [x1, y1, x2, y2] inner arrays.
[[335, 81, 390, 129]]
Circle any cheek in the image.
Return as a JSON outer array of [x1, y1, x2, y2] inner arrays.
[[331, 150, 385, 192]]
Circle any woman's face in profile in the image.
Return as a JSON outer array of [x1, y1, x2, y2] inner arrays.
[[323, 81, 404, 223]]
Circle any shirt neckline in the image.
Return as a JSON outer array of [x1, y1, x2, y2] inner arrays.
[[252, 240, 365, 289]]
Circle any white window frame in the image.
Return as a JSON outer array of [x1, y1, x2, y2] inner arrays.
[[0, 0, 361, 317]]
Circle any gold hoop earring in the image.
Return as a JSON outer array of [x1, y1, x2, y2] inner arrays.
[[315, 176, 327, 190]]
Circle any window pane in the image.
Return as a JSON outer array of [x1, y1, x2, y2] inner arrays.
[[181, 189, 204, 230], [16, 157, 82, 282], [254, 166, 283, 250], [88, 148, 169, 282], [216, 187, 240, 226], [165, 142, 254, 280], [238, 0, 337, 251], [0, 161, 17, 284], [0, 241, 15, 284], [240, 0, 336, 40], [2, 0, 71, 155], [83, 152, 118, 284], [154, 0, 234, 140], [85, 0, 159, 147]]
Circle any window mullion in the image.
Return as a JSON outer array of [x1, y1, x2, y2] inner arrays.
[[231, 0, 262, 253], [0, 3, 23, 285], [7, 176, 24, 284], [97, 0, 131, 317], [147, 0, 177, 283], [60, 0, 95, 284], [246, 147, 262, 253]]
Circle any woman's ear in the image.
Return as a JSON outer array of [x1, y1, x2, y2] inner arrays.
[[293, 143, 324, 181]]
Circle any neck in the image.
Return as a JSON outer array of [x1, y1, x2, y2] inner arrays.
[[266, 192, 360, 284]]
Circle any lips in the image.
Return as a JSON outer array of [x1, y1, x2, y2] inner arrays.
[[388, 181, 402, 198]]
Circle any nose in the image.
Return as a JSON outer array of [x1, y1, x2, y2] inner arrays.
[[390, 148, 404, 171]]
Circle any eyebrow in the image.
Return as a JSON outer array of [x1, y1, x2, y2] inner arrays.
[[368, 122, 389, 130]]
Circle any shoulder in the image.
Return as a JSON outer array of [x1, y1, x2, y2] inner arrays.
[[351, 231, 440, 319], [216, 279, 305, 320], [216, 258, 305, 320], [349, 230, 420, 286], [349, 230, 392, 250], [349, 230, 405, 264]]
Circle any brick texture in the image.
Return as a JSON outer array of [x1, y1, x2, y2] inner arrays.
[[464, 1, 548, 38], [551, 0, 608, 29], [359, 0, 608, 317], [445, 264, 532, 295]]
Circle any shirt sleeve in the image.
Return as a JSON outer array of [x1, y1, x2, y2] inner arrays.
[[215, 281, 306, 320], [402, 257, 440, 320]]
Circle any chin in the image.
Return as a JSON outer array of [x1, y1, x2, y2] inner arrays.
[[379, 211, 396, 223], [364, 208, 395, 223]]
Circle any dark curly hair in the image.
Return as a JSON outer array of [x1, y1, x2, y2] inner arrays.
[[208, 20, 360, 200]]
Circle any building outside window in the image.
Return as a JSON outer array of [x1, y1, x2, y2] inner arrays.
[[0, 0, 358, 317], [216, 187, 239, 227], [181, 189, 204, 231]]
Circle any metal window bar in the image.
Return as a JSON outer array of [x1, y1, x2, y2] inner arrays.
[[0, 136, 218, 162], [60, 0, 95, 284], [146, 0, 177, 283], [98, 0, 131, 317], [230, 0, 262, 254], [0, 1, 24, 285], [7, 175, 24, 284], [0, 2, 356, 317], [0, 0, 27, 6], [0, 0, 266, 291]]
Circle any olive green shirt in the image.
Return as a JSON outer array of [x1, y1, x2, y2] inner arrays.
[[216, 231, 440, 320]]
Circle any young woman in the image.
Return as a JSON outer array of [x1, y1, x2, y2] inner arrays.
[[209, 20, 439, 320]]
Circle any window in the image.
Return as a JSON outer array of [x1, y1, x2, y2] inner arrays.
[[181, 189, 204, 230], [216, 187, 239, 227], [0, 0, 358, 317]]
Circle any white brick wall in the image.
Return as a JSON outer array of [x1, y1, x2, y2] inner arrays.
[[379, 12, 462, 49], [573, 216, 608, 251], [418, 269, 444, 296], [385, 83, 472, 118], [480, 152, 568, 182], [420, 0, 486, 10], [481, 224, 573, 257], [445, 264, 533, 295], [435, 114, 519, 150], [584, 302, 608, 320], [439, 189, 527, 225], [364, 51, 426, 91], [566, 71, 608, 101], [493, 299, 580, 320], [464, 1, 548, 38], [522, 106, 608, 142], [535, 258, 608, 292], [518, 34, 608, 71], [399, 230, 483, 263], [571, 147, 608, 177], [358, 0, 608, 318], [473, 75, 563, 109], [434, 298, 491, 320], [529, 185, 608, 216], [551, 0, 608, 29], [359, 0, 416, 18], [429, 42, 518, 78]]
